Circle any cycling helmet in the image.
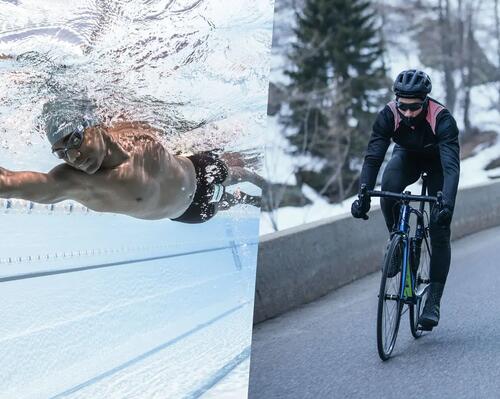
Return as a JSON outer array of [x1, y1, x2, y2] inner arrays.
[[392, 69, 432, 99]]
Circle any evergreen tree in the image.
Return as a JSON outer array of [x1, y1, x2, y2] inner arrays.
[[282, 0, 389, 201]]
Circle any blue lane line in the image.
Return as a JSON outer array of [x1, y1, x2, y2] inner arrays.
[[49, 301, 251, 399], [186, 346, 251, 399], [0, 241, 258, 283], [230, 240, 243, 270]]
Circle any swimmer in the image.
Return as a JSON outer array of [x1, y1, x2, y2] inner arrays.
[[0, 97, 263, 223]]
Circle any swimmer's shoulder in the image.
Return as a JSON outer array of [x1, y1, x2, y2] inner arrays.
[[103, 121, 163, 152], [108, 121, 162, 135], [108, 121, 142, 130], [107, 122, 162, 141]]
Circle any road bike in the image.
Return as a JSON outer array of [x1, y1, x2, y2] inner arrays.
[[358, 173, 441, 360]]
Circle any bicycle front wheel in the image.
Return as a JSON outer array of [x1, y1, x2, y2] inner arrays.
[[377, 235, 404, 361], [409, 235, 432, 338]]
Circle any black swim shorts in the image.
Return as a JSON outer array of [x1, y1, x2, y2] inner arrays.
[[171, 151, 229, 224]]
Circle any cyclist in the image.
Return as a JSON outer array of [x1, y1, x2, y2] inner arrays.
[[351, 69, 460, 329]]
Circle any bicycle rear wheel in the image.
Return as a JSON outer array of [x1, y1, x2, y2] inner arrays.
[[409, 235, 432, 338], [377, 235, 404, 361]]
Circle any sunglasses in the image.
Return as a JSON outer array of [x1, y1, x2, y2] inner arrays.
[[52, 125, 85, 159], [396, 101, 424, 112]]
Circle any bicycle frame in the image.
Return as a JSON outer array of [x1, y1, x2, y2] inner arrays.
[[367, 176, 440, 358], [362, 174, 439, 303], [393, 177, 429, 304]]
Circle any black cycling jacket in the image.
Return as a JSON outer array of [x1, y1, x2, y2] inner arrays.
[[359, 97, 460, 208]]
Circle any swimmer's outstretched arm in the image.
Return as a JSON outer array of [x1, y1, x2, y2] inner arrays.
[[0, 165, 80, 204]]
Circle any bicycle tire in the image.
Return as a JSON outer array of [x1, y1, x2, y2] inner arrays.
[[377, 234, 404, 361], [409, 235, 432, 338]]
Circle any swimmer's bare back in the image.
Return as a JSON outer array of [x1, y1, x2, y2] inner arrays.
[[0, 123, 197, 220]]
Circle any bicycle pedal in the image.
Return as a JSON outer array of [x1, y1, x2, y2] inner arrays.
[[418, 325, 433, 332]]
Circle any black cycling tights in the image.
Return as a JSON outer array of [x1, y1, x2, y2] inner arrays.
[[380, 149, 451, 285]]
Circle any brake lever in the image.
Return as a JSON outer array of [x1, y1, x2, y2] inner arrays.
[[359, 184, 369, 220]]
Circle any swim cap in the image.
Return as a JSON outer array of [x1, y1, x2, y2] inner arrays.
[[42, 97, 100, 146]]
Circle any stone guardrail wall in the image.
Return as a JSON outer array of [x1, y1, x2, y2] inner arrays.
[[254, 181, 500, 324]]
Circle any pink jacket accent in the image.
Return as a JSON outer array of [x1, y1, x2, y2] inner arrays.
[[425, 100, 445, 134], [387, 101, 401, 131], [387, 99, 445, 135]]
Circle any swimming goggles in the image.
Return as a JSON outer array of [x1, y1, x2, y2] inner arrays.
[[51, 124, 85, 159]]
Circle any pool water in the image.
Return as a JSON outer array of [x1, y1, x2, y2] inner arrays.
[[0, 0, 273, 167], [0, 0, 274, 397]]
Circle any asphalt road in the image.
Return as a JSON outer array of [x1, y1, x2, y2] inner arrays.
[[249, 226, 500, 399]]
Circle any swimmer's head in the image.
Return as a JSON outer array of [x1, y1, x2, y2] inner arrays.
[[42, 97, 106, 174], [42, 97, 100, 146]]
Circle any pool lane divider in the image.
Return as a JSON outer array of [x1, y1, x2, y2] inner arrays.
[[0, 241, 258, 283]]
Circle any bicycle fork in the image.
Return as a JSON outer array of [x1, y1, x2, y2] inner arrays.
[[402, 239, 413, 301]]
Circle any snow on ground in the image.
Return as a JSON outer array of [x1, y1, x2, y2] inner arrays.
[[259, 0, 500, 236], [260, 135, 500, 236], [460, 137, 500, 187], [260, 91, 500, 235]]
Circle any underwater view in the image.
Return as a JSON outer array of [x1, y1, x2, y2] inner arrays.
[[0, 0, 274, 397]]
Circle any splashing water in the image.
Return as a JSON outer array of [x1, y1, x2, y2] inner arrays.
[[0, 0, 274, 170]]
